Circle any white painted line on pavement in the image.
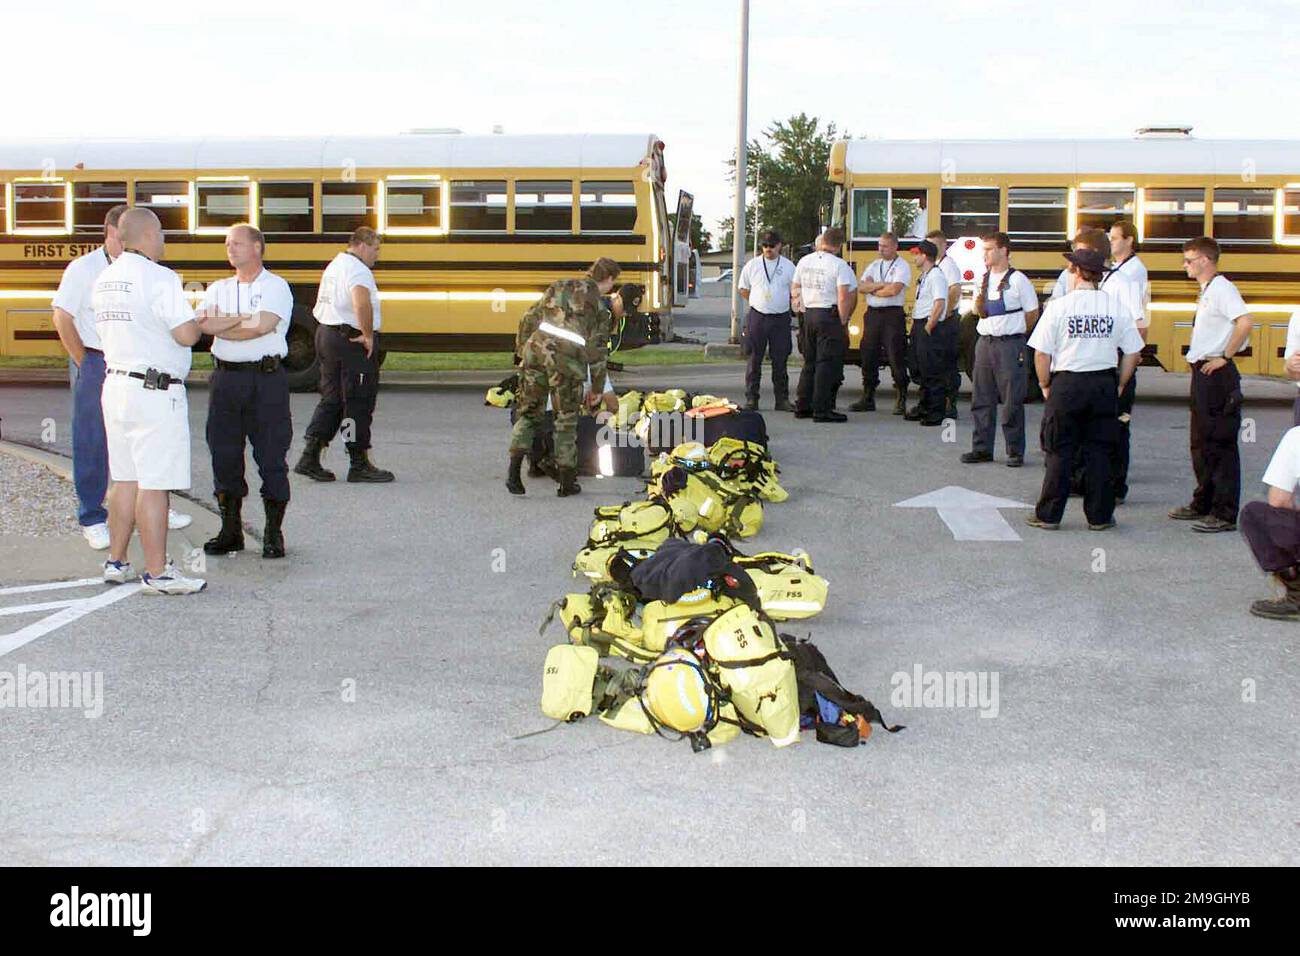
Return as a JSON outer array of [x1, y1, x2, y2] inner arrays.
[[0, 599, 79, 617], [895, 485, 1032, 542], [0, 577, 105, 596], [0, 584, 141, 657]]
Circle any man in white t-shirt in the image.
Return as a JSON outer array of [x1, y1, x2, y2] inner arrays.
[[1025, 248, 1144, 531], [906, 239, 950, 426], [962, 231, 1040, 467], [92, 208, 205, 595], [196, 223, 296, 559], [296, 226, 394, 483], [1168, 236, 1253, 533], [1103, 220, 1149, 503], [737, 229, 795, 412], [929, 230, 964, 419], [1282, 309, 1300, 426], [1239, 426, 1300, 620], [791, 228, 858, 422], [51, 204, 126, 550], [850, 232, 912, 413]]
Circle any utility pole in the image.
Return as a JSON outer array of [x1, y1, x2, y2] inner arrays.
[[752, 161, 761, 259], [729, 0, 749, 345]]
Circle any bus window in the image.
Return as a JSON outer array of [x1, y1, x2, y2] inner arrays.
[[0, 186, 5, 233], [135, 181, 189, 233], [450, 180, 507, 232], [383, 177, 442, 232], [941, 187, 999, 237], [1076, 185, 1134, 233], [259, 181, 314, 233], [1008, 187, 1068, 242], [1143, 188, 1205, 244], [515, 180, 573, 232], [12, 181, 69, 233], [850, 188, 888, 239], [322, 181, 377, 234], [892, 189, 927, 239], [1282, 188, 1300, 242], [580, 181, 637, 233], [195, 180, 253, 232], [73, 182, 127, 235], [1213, 187, 1274, 245]]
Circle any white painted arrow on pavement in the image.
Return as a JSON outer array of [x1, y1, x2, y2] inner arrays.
[[894, 486, 1033, 542]]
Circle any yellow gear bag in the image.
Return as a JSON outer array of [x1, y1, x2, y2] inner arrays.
[[736, 552, 829, 620], [707, 438, 788, 503], [702, 604, 801, 747], [599, 696, 655, 735], [540, 644, 600, 721], [639, 589, 741, 653], [613, 390, 644, 430], [484, 386, 514, 408], [586, 500, 675, 549]]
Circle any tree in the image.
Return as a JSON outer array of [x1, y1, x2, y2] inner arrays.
[[720, 113, 842, 254], [668, 211, 712, 252]]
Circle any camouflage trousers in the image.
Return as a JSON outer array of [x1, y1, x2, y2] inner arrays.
[[509, 354, 586, 470]]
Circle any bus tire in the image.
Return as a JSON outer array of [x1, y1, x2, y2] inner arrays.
[[284, 320, 320, 393]]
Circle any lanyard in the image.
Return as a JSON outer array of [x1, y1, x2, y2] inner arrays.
[[761, 256, 778, 284], [877, 257, 897, 284]]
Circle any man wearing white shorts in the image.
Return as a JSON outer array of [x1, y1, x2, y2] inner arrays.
[[92, 208, 206, 595]]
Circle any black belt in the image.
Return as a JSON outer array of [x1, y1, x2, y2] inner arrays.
[[215, 356, 282, 373], [330, 324, 373, 340], [1052, 368, 1117, 378], [983, 332, 1027, 341], [83, 347, 103, 355], [108, 367, 183, 389]]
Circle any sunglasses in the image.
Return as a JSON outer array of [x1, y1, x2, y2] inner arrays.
[[1183, 255, 1204, 265]]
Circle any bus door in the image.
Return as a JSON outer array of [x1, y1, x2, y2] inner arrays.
[[673, 190, 694, 307]]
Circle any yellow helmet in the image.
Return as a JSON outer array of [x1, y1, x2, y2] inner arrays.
[[642, 648, 715, 733]]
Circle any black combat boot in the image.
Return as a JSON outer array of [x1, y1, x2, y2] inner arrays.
[[507, 450, 526, 495], [556, 467, 582, 497], [773, 396, 794, 412], [293, 437, 336, 482], [526, 453, 547, 478], [848, 390, 875, 412], [262, 499, 287, 559], [904, 403, 924, 421], [893, 387, 907, 415], [203, 493, 245, 555], [346, 446, 395, 483]]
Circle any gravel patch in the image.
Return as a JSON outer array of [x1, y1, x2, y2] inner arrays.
[[0, 450, 81, 537]]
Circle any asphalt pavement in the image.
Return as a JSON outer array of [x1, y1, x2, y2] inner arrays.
[[0, 334, 1297, 865]]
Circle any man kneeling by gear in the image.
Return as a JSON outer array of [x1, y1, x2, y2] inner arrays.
[[1240, 424, 1300, 620], [507, 257, 624, 497]]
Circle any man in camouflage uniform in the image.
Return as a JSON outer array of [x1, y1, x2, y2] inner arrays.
[[508, 257, 623, 496]]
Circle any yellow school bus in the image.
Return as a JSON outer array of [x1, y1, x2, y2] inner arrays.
[[0, 133, 694, 388], [827, 129, 1300, 377]]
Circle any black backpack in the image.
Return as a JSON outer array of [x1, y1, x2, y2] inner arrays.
[[781, 636, 905, 746]]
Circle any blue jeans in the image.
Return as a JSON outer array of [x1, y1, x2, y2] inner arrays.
[[72, 349, 109, 526]]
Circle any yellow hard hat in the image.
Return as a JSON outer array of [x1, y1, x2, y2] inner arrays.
[[642, 648, 714, 733]]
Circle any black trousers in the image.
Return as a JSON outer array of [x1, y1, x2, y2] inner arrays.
[[1240, 500, 1300, 572], [207, 365, 292, 501], [1292, 392, 1300, 427], [743, 307, 792, 402], [1036, 370, 1120, 525], [860, 305, 908, 393], [795, 307, 846, 415], [914, 314, 958, 420], [1071, 372, 1137, 499], [306, 325, 380, 451], [1189, 360, 1242, 522]]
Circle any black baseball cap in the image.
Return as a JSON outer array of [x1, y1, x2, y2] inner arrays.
[[913, 239, 938, 261], [760, 230, 782, 247], [1064, 248, 1106, 273]]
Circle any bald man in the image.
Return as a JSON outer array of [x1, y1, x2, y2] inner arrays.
[[92, 208, 206, 594], [195, 223, 295, 559]]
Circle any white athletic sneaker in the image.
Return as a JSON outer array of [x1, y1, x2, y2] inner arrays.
[[141, 562, 207, 596], [167, 509, 193, 530], [103, 559, 134, 584], [83, 523, 110, 550]]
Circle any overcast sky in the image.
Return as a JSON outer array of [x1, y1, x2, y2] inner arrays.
[[13, 0, 1300, 244]]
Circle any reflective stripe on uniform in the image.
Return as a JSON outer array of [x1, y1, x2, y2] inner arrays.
[[538, 321, 586, 346]]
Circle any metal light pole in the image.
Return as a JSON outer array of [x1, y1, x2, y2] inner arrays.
[[752, 161, 761, 259], [729, 0, 749, 345]]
